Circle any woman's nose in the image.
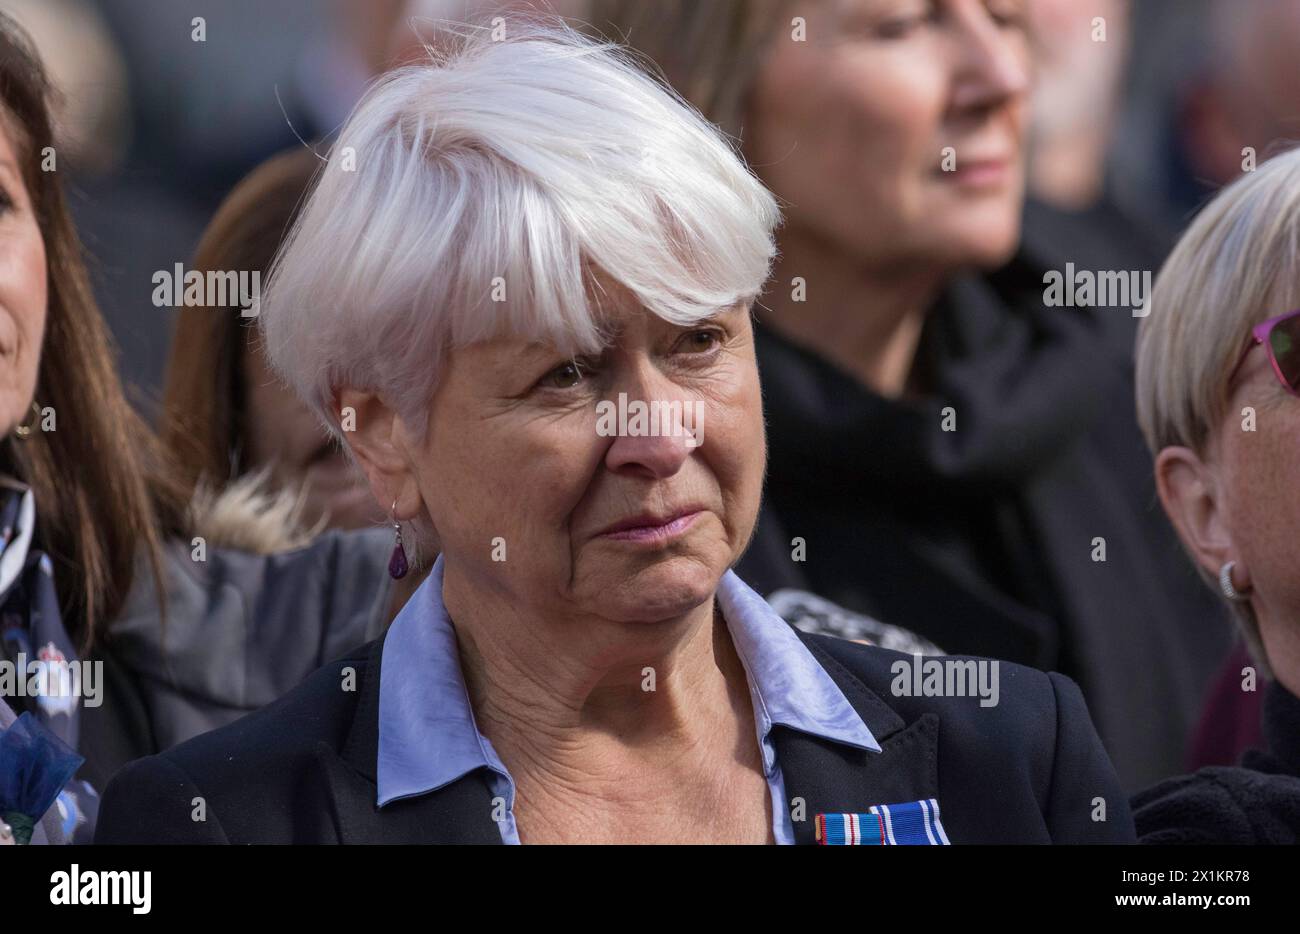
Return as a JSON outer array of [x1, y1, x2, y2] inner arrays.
[[599, 354, 704, 479], [950, 7, 1030, 111], [604, 427, 696, 480]]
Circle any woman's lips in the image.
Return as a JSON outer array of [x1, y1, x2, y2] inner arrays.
[[937, 158, 1013, 189], [599, 509, 702, 544]]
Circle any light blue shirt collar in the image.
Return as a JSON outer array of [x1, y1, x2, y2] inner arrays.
[[377, 555, 880, 834], [714, 562, 881, 767]]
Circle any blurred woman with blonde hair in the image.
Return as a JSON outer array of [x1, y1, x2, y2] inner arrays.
[[1132, 147, 1300, 843]]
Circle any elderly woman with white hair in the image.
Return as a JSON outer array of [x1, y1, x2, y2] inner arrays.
[[1131, 147, 1300, 844], [95, 23, 1130, 845]]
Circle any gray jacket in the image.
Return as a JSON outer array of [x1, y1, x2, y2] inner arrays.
[[79, 526, 394, 791]]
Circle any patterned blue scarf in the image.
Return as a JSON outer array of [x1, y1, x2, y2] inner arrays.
[[0, 482, 98, 843]]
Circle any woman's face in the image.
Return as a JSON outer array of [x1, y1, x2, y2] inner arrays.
[[748, 0, 1030, 269], [1215, 341, 1300, 666], [408, 291, 766, 624], [0, 122, 47, 435]]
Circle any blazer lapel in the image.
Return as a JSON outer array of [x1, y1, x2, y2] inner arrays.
[[774, 634, 941, 845], [316, 634, 502, 844]]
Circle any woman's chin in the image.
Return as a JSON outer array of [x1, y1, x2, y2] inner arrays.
[[938, 212, 1023, 270], [580, 553, 723, 623]]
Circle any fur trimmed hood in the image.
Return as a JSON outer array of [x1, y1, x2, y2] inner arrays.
[[186, 469, 323, 555]]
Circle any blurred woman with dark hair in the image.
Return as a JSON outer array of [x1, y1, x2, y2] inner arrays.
[[0, 9, 187, 842], [586, 0, 1228, 791], [161, 145, 387, 534], [0, 14, 395, 843], [87, 146, 405, 789]]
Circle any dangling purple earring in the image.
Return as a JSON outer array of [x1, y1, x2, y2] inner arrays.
[[388, 500, 409, 580]]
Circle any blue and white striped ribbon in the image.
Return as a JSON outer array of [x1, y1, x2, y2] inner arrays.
[[815, 798, 950, 845]]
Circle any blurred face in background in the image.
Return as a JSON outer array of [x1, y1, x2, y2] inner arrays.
[[747, 0, 1031, 271], [1185, 0, 1300, 188], [1026, 0, 1128, 209], [0, 118, 47, 435], [1028, 0, 1128, 132], [242, 335, 385, 530]]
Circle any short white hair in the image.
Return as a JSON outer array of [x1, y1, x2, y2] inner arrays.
[[258, 19, 780, 437]]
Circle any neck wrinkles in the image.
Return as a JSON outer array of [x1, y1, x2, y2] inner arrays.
[[441, 564, 755, 790]]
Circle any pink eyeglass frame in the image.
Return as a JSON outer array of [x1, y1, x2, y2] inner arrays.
[[1227, 308, 1300, 397]]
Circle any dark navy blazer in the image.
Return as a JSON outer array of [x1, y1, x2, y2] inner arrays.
[[94, 630, 1135, 844]]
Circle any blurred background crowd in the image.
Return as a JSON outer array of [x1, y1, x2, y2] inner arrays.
[[6, 0, 1293, 395]]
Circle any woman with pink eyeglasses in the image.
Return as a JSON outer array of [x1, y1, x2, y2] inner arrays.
[[1132, 146, 1300, 844]]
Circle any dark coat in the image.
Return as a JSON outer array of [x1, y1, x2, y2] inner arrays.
[[1133, 680, 1300, 844], [737, 204, 1230, 793], [94, 629, 1134, 844]]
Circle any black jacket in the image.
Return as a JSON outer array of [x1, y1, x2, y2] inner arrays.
[[1133, 680, 1300, 844], [95, 629, 1134, 844], [737, 206, 1229, 794]]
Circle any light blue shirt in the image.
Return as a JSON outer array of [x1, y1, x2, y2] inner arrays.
[[377, 555, 880, 843]]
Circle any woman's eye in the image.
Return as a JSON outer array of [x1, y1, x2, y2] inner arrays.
[[986, 2, 1027, 30], [868, 2, 937, 39], [875, 15, 926, 38], [677, 329, 722, 354], [541, 360, 587, 390]]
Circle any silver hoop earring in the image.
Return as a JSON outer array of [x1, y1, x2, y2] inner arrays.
[[1219, 561, 1250, 603]]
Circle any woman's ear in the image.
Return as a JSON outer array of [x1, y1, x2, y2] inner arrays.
[[1154, 445, 1242, 583], [335, 388, 422, 519]]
